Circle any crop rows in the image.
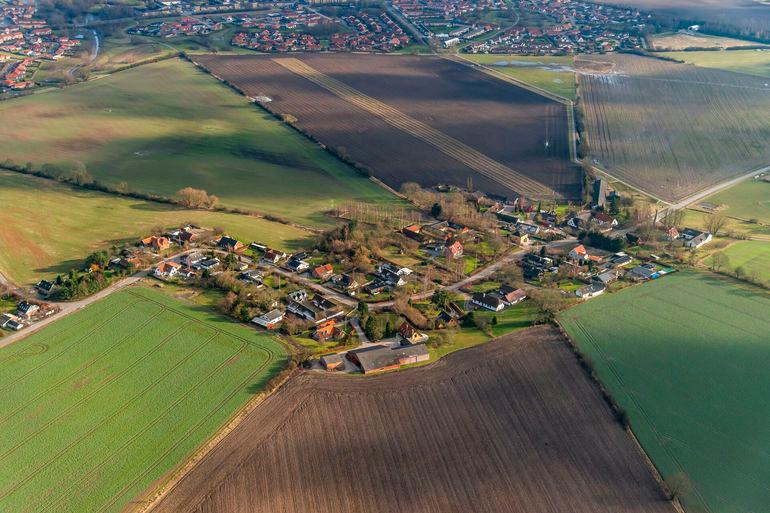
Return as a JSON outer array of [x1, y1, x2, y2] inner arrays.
[[148, 325, 676, 513], [580, 54, 770, 202], [274, 58, 553, 198], [0, 287, 285, 513], [194, 54, 581, 200]]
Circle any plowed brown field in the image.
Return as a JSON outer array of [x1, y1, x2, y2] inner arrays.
[[141, 325, 676, 513], [193, 54, 581, 201]]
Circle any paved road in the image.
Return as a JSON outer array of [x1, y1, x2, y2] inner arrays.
[[0, 271, 146, 350]]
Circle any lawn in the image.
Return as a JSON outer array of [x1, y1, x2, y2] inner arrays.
[[0, 286, 287, 513], [660, 49, 770, 78], [476, 300, 539, 337], [705, 241, 770, 284], [558, 271, 770, 513], [0, 58, 397, 228], [0, 171, 313, 286], [461, 54, 576, 100]]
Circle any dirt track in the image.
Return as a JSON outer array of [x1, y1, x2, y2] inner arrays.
[[193, 54, 581, 201], [143, 325, 676, 513]]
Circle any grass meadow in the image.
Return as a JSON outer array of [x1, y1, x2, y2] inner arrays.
[[706, 241, 770, 284], [0, 58, 397, 228], [661, 49, 770, 78], [0, 286, 287, 513], [461, 54, 576, 99], [558, 271, 770, 513], [704, 177, 770, 224], [0, 171, 313, 285]]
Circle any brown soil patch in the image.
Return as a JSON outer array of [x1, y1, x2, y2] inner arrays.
[[142, 325, 676, 513]]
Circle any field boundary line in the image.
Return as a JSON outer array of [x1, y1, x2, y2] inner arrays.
[[558, 316, 713, 513], [448, 54, 574, 105], [36, 331, 253, 513], [6, 327, 224, 511], [124, 354, 292, 513], [555, 320, 681, 508]]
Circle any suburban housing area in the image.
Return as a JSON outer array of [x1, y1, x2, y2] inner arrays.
[[1, 0, 769, 512]]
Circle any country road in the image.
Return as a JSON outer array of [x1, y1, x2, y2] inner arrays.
[[0, 250, 193, 350]]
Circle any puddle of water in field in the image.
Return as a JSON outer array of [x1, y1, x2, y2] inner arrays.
[[492, 60, 574, 72]]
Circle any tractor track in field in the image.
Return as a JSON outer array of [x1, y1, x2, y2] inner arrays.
[[5, 328, 224, 508], [0, 321, 193, 467], [0, 306, 168, 426], [0, 300, 142, 393]]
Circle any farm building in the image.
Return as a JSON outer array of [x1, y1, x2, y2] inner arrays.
[[499, 285, 527, 306], [320, 353, 345, 371], [347, 344, 429, 373]]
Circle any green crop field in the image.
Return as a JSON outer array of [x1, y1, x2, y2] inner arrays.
[[0, 171, 313, 286], [706, 241, 770, 284], [661, 49, 770, 78], [0, 58, 397, 228], [461, 54, 576, 99], [702, 177, 770, 224], [558, 271, 770, 513], [0, 286, 286, 513]]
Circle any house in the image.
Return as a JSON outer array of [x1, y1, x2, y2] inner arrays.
[[176, 230, 197, 244], [287, 294, 344, 324], [568, 244, 588, 262], [312, 263, 334, 281], [251, 309, 284, 329], [681, 229, 712, 249], [516, 222, 540, 236], [36, 279, 56, 296], [402, 224, 423, 241], [238, 269, 264, 286], [0, 313, 23, 331], [510, 230, 529, 246], [628, 265, 656, 281], [665, 226, 680, 241], [576, 283, 605, 299], [197, 258, 220, 271], [444, 240, 464, 259], [610, 253, 633, 268], [593, 269, 621, 285], [320, 352, 345, 371], [346, 344, 430, 374], [181, 252, 205, 267], [314, 319, 341, 341], [285, 257, 309, 273], [499, 285, 526, 306], [592, 212, 618, 231], [434, 309, 460, 329], [16, 301, 39, 320], [141, 236, 171, 251], [153, 261, 181, 279], [332, 274, 360, 295], [472, 292, 504, 312], [177, 268, 196, 279], [399, 321, 428, 344], [250, 242, 267, 253], [364, 280, 388, 295], [261, 249, 286, 265], [592, 178, 607, 208], [217, 236, 245, 253]]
